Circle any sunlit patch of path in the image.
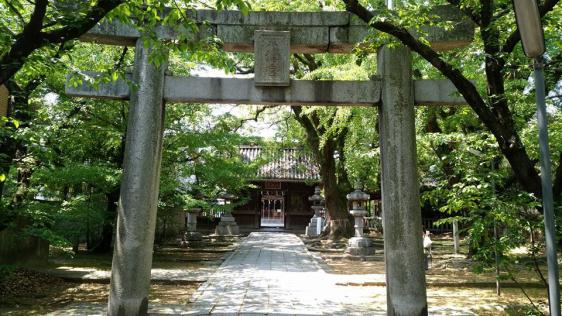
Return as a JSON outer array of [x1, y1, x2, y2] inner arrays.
[[188, 232, 472, 315]]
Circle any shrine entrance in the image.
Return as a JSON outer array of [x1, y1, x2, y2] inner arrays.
[[67, 6, 473, 316], [260, 191, 285, 228]]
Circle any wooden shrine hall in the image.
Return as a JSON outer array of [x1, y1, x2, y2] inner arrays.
[[232, 146, 320, 230]]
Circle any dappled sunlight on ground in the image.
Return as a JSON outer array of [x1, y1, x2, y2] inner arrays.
[[310, 234, 552, 314], [1, 233, 553, 315], [0, 280, 199, 315], [0, 237, 238, 315]]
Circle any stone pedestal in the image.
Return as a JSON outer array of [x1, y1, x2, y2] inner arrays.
[[184, 209, 202, 241], [346, 237, 376, 256], [305, 216, 323, 237], [215, 213, 240, 236], [453, 220, 459, 254], [305, 204, 324, 237], [345, 209, 375, 256]]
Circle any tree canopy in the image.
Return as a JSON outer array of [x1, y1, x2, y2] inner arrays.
[[0, 0, 560, 278]]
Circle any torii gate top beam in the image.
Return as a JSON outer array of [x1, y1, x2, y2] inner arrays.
[[82, 5, 474, 53], [66, 73, 467, 106]]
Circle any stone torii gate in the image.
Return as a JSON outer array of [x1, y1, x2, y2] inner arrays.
[[66, 7, 473, 316]]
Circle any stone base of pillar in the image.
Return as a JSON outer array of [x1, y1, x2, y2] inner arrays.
[[184, 231, 203, 242], [345, 237, 376, 256], [305, 217, 323, 237], [215, 214, 240, 236]]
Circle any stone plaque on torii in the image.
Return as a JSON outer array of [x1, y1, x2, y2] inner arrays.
[[66, 7, 474, 315]]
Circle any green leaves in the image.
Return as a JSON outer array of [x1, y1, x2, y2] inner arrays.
[[216, 0, 252, 14], [160, 102, 261, 213]]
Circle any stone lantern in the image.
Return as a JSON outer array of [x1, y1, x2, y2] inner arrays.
[[345, 184, 375, 256], [184, 207, 202, 241], [305, 186, 325, 237], [215, 192, 240, 236]]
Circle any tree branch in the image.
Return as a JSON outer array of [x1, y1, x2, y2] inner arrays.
[[294, 54, 320, 72], [0, 0, 48, 85], [342, 0, 542, 196], [479, 0, 492, 28], [0, 0, 123, 85], [113, 46, 129, 71], [232, 106, 270, 132], [40, 0, 123, 43]]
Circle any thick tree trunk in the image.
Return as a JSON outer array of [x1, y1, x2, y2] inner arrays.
[[291, 106, 353, 239], [0, 80, 33, 204], [321, 145, 353, 239], [91, 127, 125, 253], [90, 187, 119, 253]]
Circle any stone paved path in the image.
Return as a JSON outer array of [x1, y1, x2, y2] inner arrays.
[[189, 232, 383, 315]]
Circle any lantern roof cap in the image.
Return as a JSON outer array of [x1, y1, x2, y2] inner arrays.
[[308, 186, 324, 202], [346, 188, 370, 201], [219, 192, 237, 200]]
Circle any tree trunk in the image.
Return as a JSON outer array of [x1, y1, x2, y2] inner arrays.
[[90, 187, 119, 253], [0, 79, 35, 204], [291, 106, 354, 239], [320, 140, 353, 239]]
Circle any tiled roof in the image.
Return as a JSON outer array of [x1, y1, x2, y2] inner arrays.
[[240, 146, 320, 181]]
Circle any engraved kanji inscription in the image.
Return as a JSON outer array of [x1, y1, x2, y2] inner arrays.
[[254, 31, 290, 86]]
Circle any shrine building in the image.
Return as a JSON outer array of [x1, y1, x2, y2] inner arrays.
[[232, 146, 320, 230]]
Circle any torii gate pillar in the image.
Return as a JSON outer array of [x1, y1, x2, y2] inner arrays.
[[378, 45, 428, 315], [107, 39, 168, 315]]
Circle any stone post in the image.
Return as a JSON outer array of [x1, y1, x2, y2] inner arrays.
[[185, 208, 203, 241], [305, 186, 324, 237], [453, 220, 460, 254], [215, 193, 240, 236], [378, 45, 428, 315], [345, 185, 375, 256], [107, 39, 168, 316]]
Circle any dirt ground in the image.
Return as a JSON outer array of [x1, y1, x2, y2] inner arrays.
[[0, 238, 238, 315], [0, 270, 199, 316], [305, 234, 553, 315]]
